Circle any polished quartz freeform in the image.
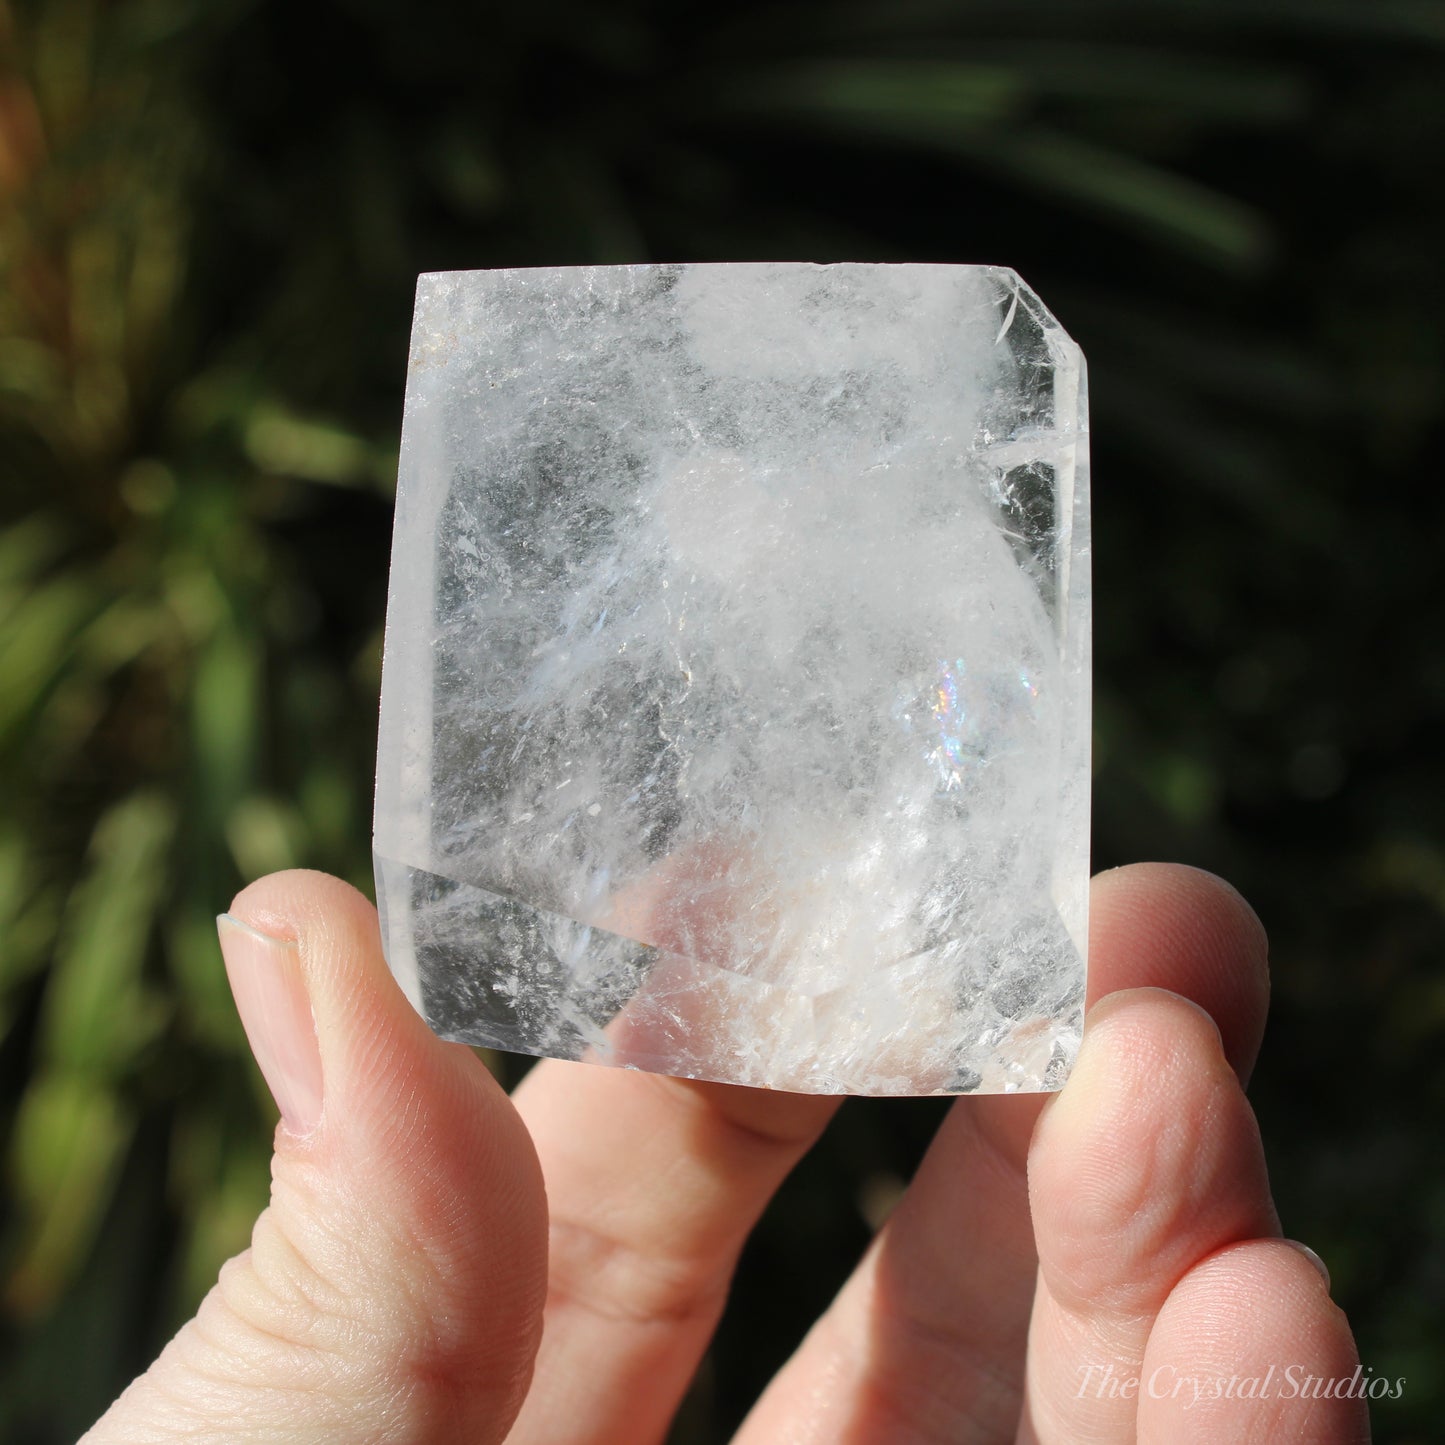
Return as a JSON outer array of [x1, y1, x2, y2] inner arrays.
[[374, 262, 1090, 1095]]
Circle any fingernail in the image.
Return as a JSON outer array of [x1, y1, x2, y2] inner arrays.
[[1282, 1238, 1332, 1292], [218, 914, 324, 1135]]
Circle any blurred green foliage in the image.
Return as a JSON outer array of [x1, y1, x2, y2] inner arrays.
[[2, 1, 1443, 1440]]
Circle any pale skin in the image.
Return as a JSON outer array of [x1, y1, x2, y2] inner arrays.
[[85, 864, 1370, 1444]]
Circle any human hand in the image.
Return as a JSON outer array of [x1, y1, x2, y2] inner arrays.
[[83, 864, 1369, 1444]]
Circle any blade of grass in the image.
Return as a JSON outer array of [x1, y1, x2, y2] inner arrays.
[[4, 1075, 135, 1316], [0, 571, 105, 749], [42, 792, 174, 1073]]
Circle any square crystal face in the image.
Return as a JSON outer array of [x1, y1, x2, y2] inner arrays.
[[374, 262, 1089, 1095]]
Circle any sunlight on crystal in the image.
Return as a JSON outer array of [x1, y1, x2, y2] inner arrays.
[[374, 262, 1090, 1095]]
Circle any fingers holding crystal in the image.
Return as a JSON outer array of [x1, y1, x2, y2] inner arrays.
[[1084, 862, 1271, 1080], [1136, 1240, 1370, 1444], [84, 872, 549, 1445], [1019, 987, 1281, 1443], [731, 863, 1275, 1445], [506, 1066, 838, 1445], [733, 1092, 1043, 1445]]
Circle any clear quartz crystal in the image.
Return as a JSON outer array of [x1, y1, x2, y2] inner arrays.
[[374, 262, 1090, 1095]]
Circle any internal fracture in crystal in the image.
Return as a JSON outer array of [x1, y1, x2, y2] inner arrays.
[[374, 262, 1090, 1095]]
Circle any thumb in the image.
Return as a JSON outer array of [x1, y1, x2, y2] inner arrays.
[[84, 870, 548, 1445]]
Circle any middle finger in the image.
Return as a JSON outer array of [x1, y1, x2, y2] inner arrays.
[[505, 1063, 840, 1445]]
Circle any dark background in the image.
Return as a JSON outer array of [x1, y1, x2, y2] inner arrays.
[[2, 1, 1442, 1440]]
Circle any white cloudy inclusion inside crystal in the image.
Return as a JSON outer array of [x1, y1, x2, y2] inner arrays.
[[374, 262, 1090, 1095]]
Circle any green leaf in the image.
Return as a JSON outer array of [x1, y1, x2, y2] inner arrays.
[[949, 43, 1306, 123], [0, 517, 71, 594], [165, 905, 242, 1050], [76, 595, 169, 675], [4, 1075, 135, 1316], [961, 126, 1271, 270], [241, 403, 387, 489], [225, 794, 307, 880], [42, 793, 175, 1074], [818, 0, 1445, 45], [190, 624, 260, 821], [712, 59, 1027, 137], [0, 829, 30, 964], [0, 337, 65, 407], [168, 1110, 270, 1316], [714, 49, 1304, 129], [0, 828, 48, 1044], [707, 61, 1271, 269], [0, 572, 104, 750]]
